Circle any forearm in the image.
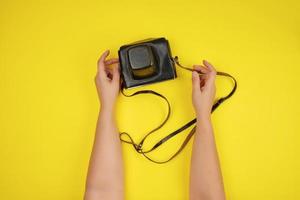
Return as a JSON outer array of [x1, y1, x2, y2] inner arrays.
[[84, 107, 124, 199], [189, 116, 225, 200]]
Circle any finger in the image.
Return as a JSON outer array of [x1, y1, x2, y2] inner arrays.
[[120, 78, 124, 88], [105, 58, 119, 66], [97, 50, 110, 73], [192, 71, 201, 94], [205, 72, 216, 86], [193, 65, 209, 83], [99, 64, 113, 80], [203, 60, 216, 84], [203, 60, 216, 73], [193, 65, 209, 74], [112, 63, 120, 83]]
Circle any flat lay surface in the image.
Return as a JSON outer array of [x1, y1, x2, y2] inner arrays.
[[0, 0, 299, 199]]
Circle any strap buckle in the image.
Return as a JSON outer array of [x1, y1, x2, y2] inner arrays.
[[135, 143, 143, 153]]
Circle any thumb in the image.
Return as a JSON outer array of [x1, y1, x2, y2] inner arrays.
[[192, 71, 201, 94]]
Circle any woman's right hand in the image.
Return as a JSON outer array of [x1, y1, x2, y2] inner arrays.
[[192, 60, 217, 120]]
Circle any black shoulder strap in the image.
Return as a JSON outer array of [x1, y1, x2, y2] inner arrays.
[[119, 56, 237, 164]]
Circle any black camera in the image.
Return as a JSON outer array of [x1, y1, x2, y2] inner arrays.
[[118, 38, 177, 88]]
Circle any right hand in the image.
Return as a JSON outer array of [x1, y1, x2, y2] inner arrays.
[[192, 60, 217, 120]]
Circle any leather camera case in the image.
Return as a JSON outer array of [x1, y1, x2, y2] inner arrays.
[[118, 38, 177, 89]]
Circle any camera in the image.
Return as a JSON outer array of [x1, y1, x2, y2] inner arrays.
[[118, 38, 177, 88]]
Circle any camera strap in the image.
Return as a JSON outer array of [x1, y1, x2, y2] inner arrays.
[[119, 56, 237, 164]]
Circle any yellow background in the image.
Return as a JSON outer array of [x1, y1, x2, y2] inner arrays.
[[0, 0, 299, 199]]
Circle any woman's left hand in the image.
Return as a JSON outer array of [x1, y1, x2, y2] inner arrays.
[[95, 50, 121, 111]]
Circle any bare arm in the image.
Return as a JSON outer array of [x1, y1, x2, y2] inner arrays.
[[84, 50, 123, 200], [189, 60, 226, 200]]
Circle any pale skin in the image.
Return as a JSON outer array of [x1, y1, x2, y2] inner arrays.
[[84, 50, 226, 200]]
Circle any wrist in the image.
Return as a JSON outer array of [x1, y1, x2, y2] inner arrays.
[[196, 115, 213, 133], [100, 104, 116, 117], [196, 114, 211, 123]]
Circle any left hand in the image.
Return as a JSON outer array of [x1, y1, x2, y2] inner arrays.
[[95, 50, 121, 111]]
